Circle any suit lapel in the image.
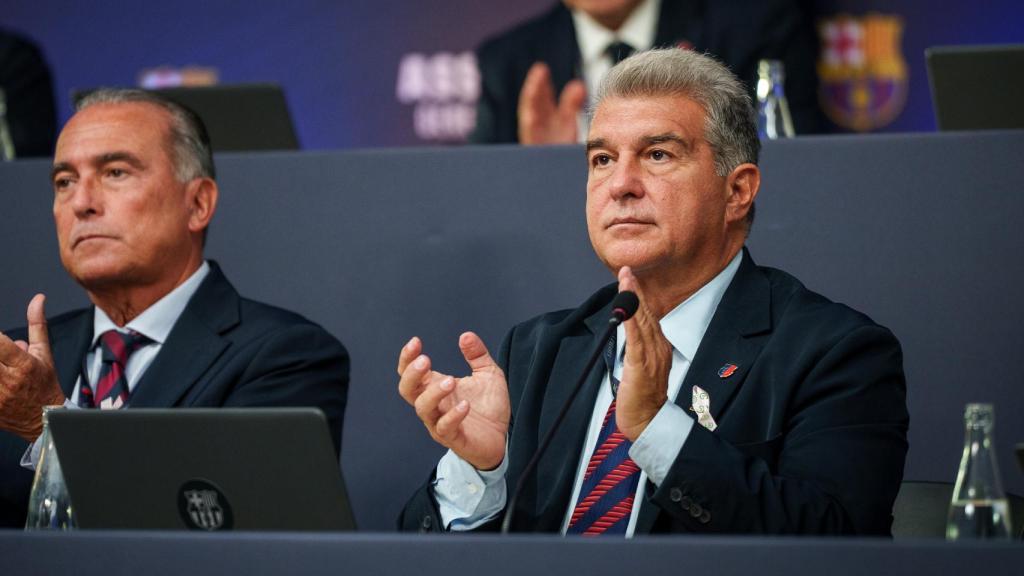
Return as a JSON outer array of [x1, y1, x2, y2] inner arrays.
[[533, 298, 614, 522], [680, 251, 771, 420], [635, 249, 772, 533], [128, 262, 239, 407], [51, 310, 94, 398], [678, 256, 770, 423]]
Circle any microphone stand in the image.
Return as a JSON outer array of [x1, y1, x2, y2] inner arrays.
[[500, 292, 637, 534]]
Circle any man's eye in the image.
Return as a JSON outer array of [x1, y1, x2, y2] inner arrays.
[[592, 154, 611, 166], [649, 150, 667, 161], [107, 168, 126, 178], [54, 177, 72, 190]]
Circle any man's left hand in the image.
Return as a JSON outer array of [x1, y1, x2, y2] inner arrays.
[[0, 294, 65, 441], [615, 267, 672, 442]]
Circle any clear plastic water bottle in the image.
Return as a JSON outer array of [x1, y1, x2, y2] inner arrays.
[[946, 403, 1012, 540], [756, 60, 795, 140], [24, 406, 75, 530]]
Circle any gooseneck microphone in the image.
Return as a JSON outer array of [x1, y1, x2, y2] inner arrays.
[[500, 290, 639, 534], [610, 291, 639, 324]]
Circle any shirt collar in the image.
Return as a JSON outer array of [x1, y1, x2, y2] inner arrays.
[[571, 0, 660, 65], [616, 250, 743, 362], [91, 261, 211, 347]]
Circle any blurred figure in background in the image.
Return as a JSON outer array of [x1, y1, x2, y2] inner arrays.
[[0, 28, 57, 158], [470, 0, 822, 144]]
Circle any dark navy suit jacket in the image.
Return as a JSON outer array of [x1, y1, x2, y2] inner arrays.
[[400, 250, 908, 534], [0, 262, 349, 527], [470, 0, 824, 143]]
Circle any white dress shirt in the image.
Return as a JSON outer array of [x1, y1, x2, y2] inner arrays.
[[434, 251, 743, 534], [23, 261, 211, 467]]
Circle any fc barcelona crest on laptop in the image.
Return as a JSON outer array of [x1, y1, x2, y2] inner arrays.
[[178, 479, 234, 531], [818, 14, 908, 132]]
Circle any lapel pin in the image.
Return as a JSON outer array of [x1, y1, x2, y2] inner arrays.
[[717, 363, 738, 379], [691, 385, 717, 431]]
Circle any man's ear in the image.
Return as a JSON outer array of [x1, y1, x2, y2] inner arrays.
[[724, 163, 760, 225], [187, 178, 218, 234]]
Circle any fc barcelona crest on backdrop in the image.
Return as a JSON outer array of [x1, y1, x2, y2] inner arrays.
[[818, 14, 908, 132]]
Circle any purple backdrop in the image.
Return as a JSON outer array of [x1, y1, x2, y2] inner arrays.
[[2, 0, 1023, 149]]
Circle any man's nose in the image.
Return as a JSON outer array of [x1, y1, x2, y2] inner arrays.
[[68, 178, 101, 217], [608, 155, 644, 201]]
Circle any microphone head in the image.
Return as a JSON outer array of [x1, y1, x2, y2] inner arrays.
[[610, 291, 639, 322]]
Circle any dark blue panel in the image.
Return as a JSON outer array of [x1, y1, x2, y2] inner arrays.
[[3, 532, 1024, 574]]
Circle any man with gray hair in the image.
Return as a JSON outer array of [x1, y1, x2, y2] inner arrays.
[[398, 48, 907, 535], [0, 89, 349, 527]]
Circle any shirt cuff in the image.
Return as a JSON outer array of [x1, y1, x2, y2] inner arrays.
[[433, 448, 508, 531], [628, 401, 694, 487]]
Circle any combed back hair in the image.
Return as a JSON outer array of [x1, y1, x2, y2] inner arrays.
[[75, 88, 216, 181], [593, 48, 760, 177]]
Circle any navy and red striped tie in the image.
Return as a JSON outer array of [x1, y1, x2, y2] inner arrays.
[[566, 335, 641, 536], [78, 330, 150, 409]]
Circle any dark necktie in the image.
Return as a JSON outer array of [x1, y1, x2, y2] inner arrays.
[[606, 41, 635, 66], [78, 330, 151, 409], [566, 333, 641, 535]]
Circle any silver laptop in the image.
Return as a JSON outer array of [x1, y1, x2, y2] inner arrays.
[[48, 408, 355, 531], [926, 44, 1024, 130]]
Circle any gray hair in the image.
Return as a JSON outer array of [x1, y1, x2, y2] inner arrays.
[[593, 48, 760, 177], [75, 88, 216, 181]]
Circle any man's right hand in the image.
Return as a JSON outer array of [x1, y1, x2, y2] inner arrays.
[[397, 332, 510, 471], [517, 62, 587, 145], [0, 294, 66, 442]]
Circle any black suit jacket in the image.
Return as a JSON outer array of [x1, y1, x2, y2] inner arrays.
[[400, 250, 908, 534], [470, 0, 823, 143], [0, 262, 349, 527]]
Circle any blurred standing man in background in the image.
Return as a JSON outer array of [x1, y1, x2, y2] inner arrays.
[[401, 48, 906, 535], [0, 89, 349, 527], [470, 0, 822, 145]]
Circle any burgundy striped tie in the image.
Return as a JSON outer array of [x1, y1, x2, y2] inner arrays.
[[566, 335, 641, 536], [78, 330, 150, 409]]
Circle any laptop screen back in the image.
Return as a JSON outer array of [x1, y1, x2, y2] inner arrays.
[[48, 408, 355, 531], [151, 83, 300, 151], [926, 44, 1024, 131]]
